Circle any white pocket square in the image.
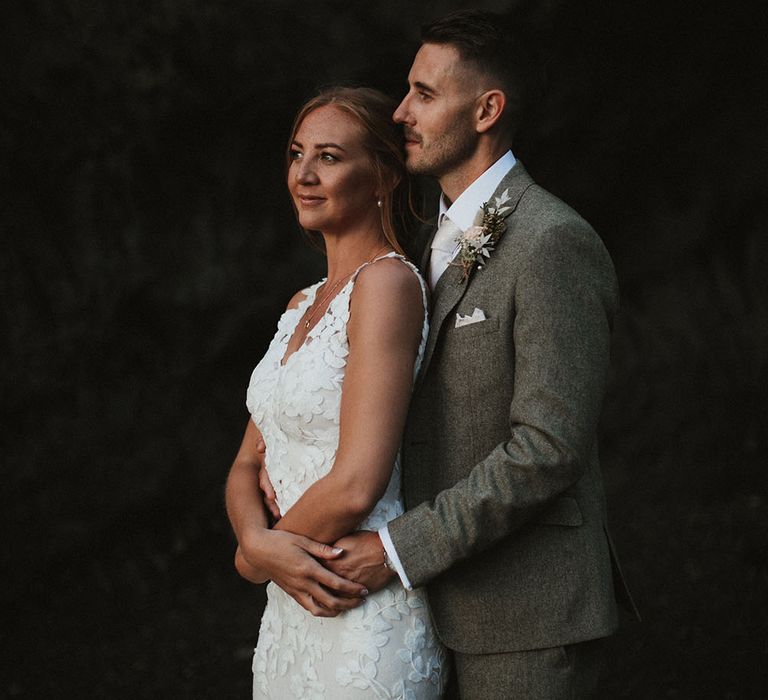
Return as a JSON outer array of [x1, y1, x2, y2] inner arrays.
[[455, 307, 487, 328]]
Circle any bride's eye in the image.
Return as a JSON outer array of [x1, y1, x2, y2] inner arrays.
[[320, 152, 339, 163], [289, 149, 302, 161]]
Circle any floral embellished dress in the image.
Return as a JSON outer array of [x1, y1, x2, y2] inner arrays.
[[246, 253, 448, 699]]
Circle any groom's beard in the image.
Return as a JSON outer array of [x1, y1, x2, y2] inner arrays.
[[404, 121, 478, 179]]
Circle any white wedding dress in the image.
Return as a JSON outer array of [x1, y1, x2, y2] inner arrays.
[[246, 252, 448, 699]]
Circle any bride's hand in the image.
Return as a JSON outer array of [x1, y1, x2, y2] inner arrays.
[[237, 529, 369, 617]]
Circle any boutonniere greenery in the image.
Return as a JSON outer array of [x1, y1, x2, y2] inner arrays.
[[451, 189, 514, 282]]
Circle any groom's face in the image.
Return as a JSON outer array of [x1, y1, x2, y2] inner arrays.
[[393, 43, 480, 178]]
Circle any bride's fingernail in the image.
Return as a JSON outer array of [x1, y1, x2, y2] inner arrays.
[[361, 588, 369, 596], [331, 547, 343, 555]]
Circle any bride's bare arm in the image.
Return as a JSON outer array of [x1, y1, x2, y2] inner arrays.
[[225, 288, 373, 615], [274, 259, 424, 543], [225, 419, 271, 581], [226, 417, 369, 613]]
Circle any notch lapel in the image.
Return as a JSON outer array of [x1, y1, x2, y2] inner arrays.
[[415, 259, 471, 389], [415, 162, 536, 389]]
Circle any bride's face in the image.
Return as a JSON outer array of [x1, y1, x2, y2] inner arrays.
[[288, 105, 379, 235]]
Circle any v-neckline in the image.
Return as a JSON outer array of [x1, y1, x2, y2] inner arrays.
[[278, 252, 399, 368], [279, 280, 323, 368], [280, 275, 352, 368]]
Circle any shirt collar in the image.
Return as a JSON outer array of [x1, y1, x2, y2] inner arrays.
[[438, 150, 517, 231]]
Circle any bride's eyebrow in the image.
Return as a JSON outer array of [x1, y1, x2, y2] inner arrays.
[[291, 140, 346, 152]]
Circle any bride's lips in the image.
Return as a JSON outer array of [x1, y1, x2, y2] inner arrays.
[[296, 194, 326, 206]]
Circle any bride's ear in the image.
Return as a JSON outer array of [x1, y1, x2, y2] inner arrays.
[[379, 171, 402, 198]]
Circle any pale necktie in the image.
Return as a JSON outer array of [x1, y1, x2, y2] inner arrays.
[[429, 216, 463, 290]]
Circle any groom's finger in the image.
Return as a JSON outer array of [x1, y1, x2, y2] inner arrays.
[[257, 464, 281, 521]]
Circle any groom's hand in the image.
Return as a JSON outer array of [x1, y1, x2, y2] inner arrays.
[[238, 529, 368, 617], [255, 437, 282, 522], [325, 530, 397, 594]]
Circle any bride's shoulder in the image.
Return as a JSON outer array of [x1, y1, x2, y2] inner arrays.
[[285, 289, 307, 311], [284, 282, 319, 312], [354, 255, 424, 302], [351, 256, 425, 333]]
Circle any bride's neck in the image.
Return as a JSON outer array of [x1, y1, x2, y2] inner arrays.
[[321, 229, 391, 281]]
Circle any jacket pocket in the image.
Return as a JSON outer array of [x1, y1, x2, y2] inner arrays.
[[452, 316, 500, 338], [532, 496, 583, 526]]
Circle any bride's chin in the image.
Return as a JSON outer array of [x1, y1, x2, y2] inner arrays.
[[298, 214, 323, 230]]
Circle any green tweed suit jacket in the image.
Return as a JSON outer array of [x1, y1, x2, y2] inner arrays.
[[388, 162, 633, 654]]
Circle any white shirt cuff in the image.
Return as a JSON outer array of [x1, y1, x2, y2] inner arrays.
[[378, 525, 413, 590]]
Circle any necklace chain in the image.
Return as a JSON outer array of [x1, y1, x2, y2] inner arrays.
[[301, 247, 391, 330]]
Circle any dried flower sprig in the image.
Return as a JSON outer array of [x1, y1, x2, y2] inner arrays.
[[451, 189, 513, 282]]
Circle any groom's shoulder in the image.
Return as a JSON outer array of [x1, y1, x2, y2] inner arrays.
[[509, 180, 607, 257], [500, 179, 616, 289], [518, 180, 592, 231]]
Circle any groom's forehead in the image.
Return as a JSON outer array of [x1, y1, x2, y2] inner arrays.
[[409, 42, 472, 86]]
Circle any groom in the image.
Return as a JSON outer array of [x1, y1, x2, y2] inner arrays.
[[315, 10, 637, 698]]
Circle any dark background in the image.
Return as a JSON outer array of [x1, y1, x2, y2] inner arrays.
[[2, 0, 767, 697]]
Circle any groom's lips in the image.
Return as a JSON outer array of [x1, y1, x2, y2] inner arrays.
[[404, 130, 421, 147]]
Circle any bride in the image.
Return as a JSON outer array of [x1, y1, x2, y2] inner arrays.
[[225, 87, 448, 699]]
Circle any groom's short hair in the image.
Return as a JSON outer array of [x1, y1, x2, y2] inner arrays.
[[421, 10, 540, 136]]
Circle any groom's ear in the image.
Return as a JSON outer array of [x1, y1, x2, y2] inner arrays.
[[474, 89, 506, 133]]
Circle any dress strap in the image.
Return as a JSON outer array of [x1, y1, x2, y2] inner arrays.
[[343, 252, 430, 379]]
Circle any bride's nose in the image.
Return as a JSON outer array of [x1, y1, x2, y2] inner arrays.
[[295, 159, 319, 185]]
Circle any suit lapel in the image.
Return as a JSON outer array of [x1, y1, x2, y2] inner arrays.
[[416, 259, 470, 388], [416, 161, 535, 388]]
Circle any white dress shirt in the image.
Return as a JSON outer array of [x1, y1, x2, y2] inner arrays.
[[379, 150, 517, 590], [428, 150, 518, 289]]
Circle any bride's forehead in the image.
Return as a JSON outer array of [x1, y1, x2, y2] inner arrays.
[[295, 106, 366, 146]]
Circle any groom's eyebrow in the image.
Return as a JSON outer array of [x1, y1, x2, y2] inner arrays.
[[414, 81, 437, 95]]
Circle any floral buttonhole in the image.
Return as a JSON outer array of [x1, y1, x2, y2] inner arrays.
[[451, 188, 513, 283]]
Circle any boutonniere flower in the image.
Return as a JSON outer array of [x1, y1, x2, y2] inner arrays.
[[451, 189, 514, 282]]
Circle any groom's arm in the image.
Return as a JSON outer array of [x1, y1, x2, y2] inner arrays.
[[389, 222, 619, 588], [329, 221, 619, 590]]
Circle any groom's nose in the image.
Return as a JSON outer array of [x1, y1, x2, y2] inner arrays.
[[393, 95, 411, 125]]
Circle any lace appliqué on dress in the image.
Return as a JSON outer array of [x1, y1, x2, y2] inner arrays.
[[246, 254, 446, 699]]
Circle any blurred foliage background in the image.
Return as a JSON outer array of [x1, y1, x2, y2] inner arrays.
[[2, 0, 766, 697]]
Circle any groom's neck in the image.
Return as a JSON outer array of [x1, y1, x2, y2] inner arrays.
[[438, 141, 511, 204]]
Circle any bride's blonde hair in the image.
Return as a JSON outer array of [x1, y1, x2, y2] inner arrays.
[[287, 86, 415, 256]]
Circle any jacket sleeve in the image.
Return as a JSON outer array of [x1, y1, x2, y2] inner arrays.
[[387, 221, 619, 588]]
